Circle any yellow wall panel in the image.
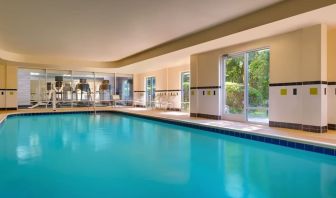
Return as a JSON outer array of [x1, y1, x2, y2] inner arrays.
[[6, 66, 17, 89], [0, 64, 5, 89], [280, 89, 287, 96], [310, 88, 318, 95]]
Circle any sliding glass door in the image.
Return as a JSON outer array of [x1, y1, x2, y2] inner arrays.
[[223, 49, 269, 123], [145, 77, 156, 108]]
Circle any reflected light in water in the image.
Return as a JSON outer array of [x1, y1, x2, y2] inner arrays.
[[226, 174, 244, 198], [16, 134, 42, 163]]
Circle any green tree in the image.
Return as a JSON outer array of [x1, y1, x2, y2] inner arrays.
[[248, 50, 269, 107]]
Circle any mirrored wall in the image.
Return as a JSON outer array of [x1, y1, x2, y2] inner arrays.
[[17, 68, 133, 109]]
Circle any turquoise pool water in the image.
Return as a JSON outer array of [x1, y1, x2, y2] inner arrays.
[[0, 113, 335, 198]]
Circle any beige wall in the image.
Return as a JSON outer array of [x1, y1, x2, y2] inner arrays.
[[0, 61, 18, 108], [6, 65, 17, 89], [191, 24, 326, 87], [133, 65, 190, 109], [328, 27, 336, 81], [327, 27, 336, 125], [0, 61, 17, 89], [0, 60, 6, 89], [134, 69, 167, 91], [134, 65, 189, 91], [167, 66, 190, 90]]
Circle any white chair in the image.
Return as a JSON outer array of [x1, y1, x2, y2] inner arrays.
[[157, 94, 173, 111], [133, 99, 145, 108], [112, 95, 125, 107]]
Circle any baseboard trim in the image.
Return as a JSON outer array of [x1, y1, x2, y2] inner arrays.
[[269, 121, 328, 133], [134, 105, 146, 108], [190, 113, 197, 117], [0, 108, 18, 110], [167, 108, 181, 111], [190, 113, 221, 120], [328, 124, 336, 130]]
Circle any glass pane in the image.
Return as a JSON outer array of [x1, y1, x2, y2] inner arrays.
[[247, 49, 270, 123], [17, 69, 46, 109], [225, 55, 245, 114], [115, 74, 133, 106], [146, 77, 155, 107], [72, 71, 94, 107], [146, 78, 150, 107], [95, 73, 115, 107], [181, 72, 190, 112], [46, 70, 72, 108]]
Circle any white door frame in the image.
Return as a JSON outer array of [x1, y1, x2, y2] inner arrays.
[[180, 71, 190, 112], [145, 76, 155, 108]]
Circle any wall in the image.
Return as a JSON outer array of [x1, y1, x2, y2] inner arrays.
[[328, 28, 336, 129], [133, 65, 189, 110], [0, 61, 18, 109], [17, 69, 31, 106], [191, 24, 330, 132]]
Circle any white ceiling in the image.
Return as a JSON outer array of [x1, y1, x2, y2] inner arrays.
[[0, 0, 281, 62]]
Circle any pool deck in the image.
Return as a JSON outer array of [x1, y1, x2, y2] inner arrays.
[[1, 107, 336, 149]]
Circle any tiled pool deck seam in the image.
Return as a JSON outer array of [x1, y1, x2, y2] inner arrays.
[[0, 110, 335, 157]]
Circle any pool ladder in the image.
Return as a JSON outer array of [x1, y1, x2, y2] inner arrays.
[[90, 94, 96, 115], [93, 101, 97, 115]]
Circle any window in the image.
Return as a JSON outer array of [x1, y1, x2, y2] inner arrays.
[[145, 76, 156, 108], [181, 72, 190, 112], [17, 69, 133, 109], [116, 74, 133, 106]]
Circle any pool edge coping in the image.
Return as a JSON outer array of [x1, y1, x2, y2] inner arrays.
[[0, 109, 335, 157]]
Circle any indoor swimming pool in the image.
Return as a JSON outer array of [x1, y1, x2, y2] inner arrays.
[[0, 112, 335, 198]]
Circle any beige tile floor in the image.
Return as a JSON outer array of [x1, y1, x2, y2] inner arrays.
[[1, 106, 336, 149]]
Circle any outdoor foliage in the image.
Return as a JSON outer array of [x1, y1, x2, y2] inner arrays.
[[182, 73, 190, 102], [248, 50, 269, 107], [225, 82, 244, 113], [225, 82, 263, 113]]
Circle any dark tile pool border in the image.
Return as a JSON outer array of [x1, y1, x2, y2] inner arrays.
[[2, 110, 336, 157]]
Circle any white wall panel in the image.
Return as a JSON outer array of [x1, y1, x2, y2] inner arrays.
[[197, 89, 220, 116], [190, 89, 198, 114], [301, 85, 324, 126], [269, 86, 302, 124]]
